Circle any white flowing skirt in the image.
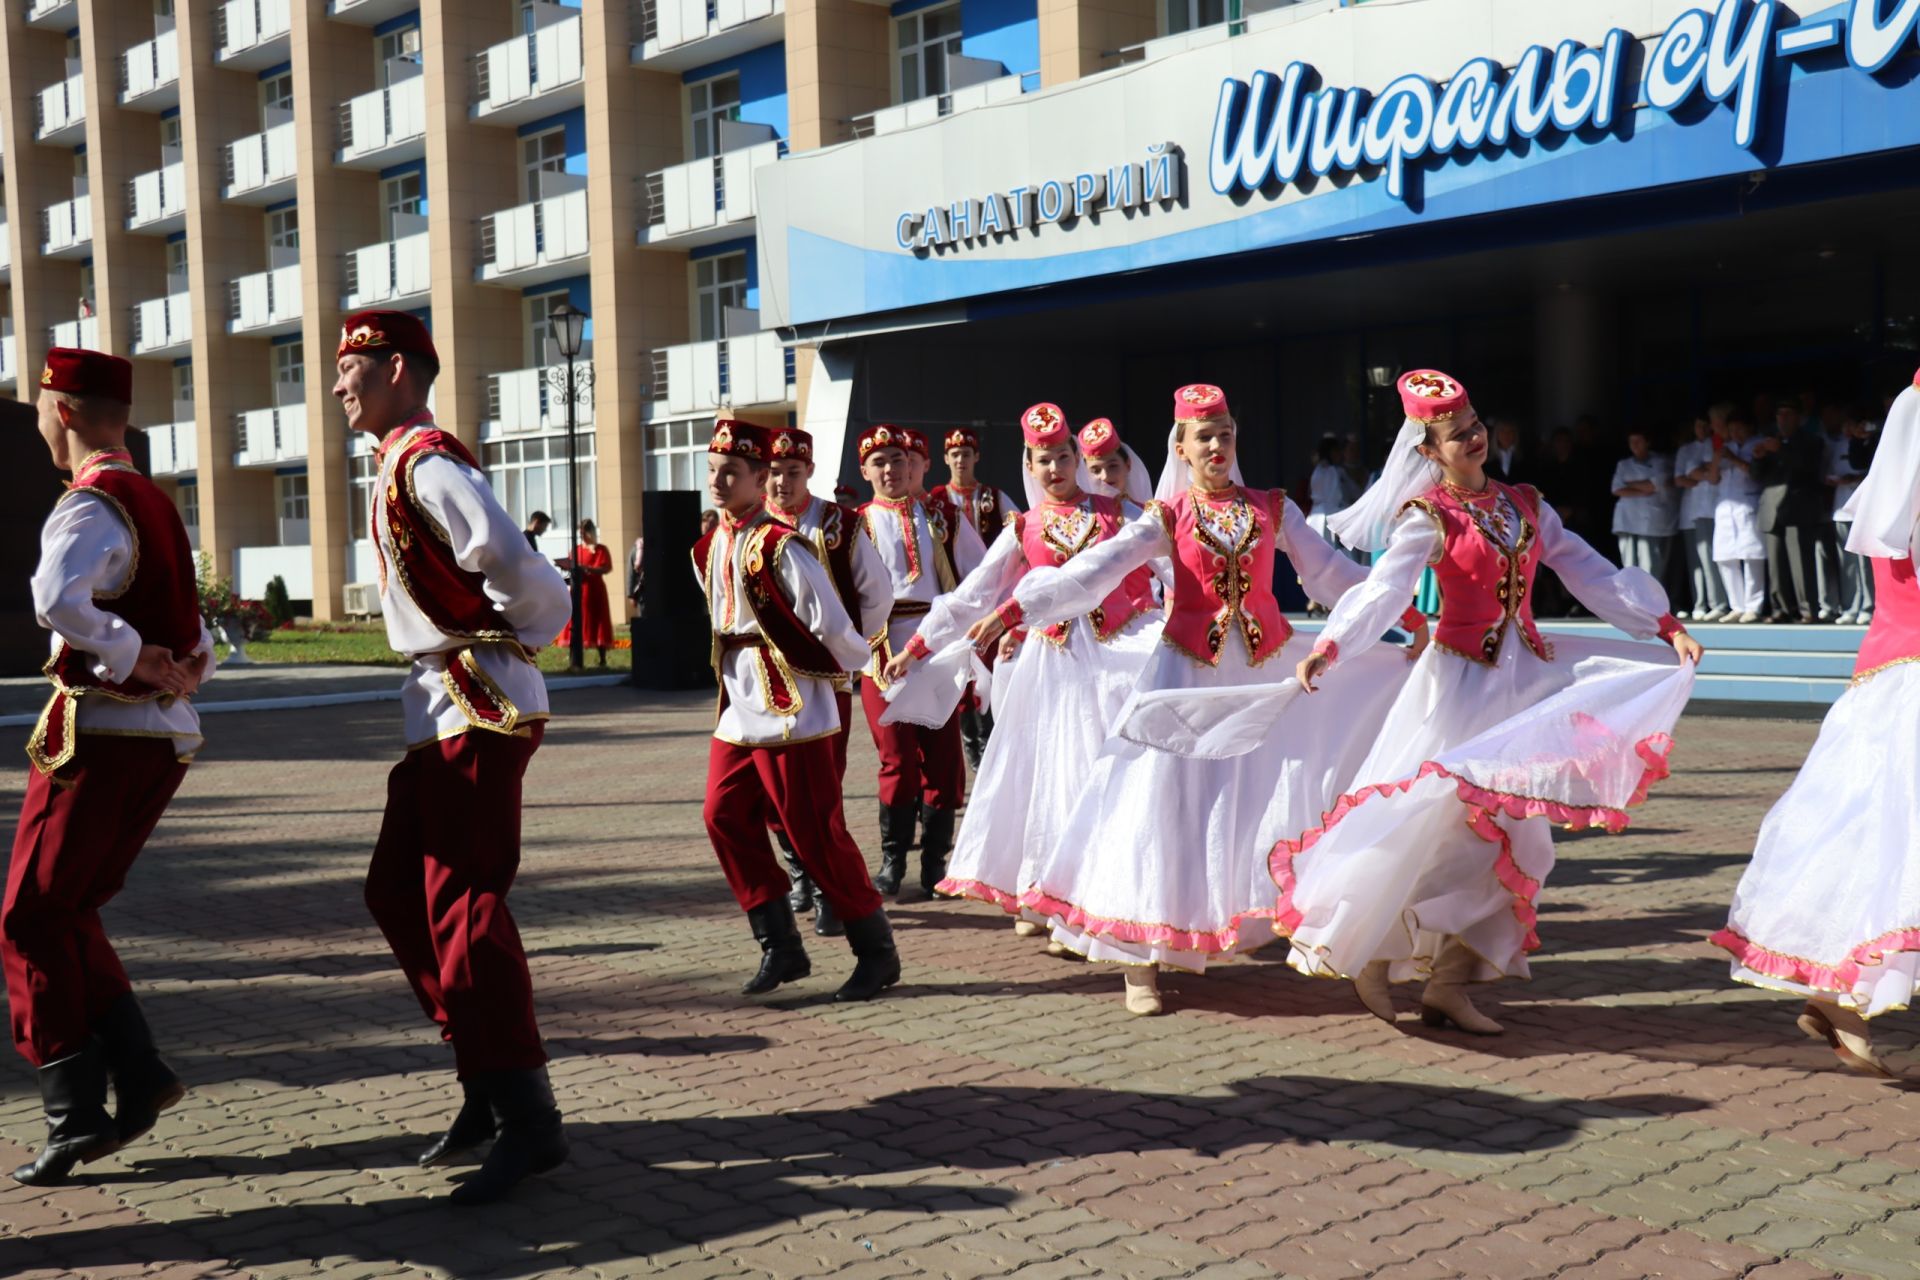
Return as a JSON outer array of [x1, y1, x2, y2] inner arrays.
[[1275, 630, 1693, 984], [934, 613, 1162, 912], [1022, 631, 1415, 973], [1715, 661, 1920, 1017]]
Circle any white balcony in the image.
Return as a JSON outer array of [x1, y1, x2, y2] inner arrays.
[[337, 74, 426, 169], [484, 361, 595, 435], [852, 72, 1027, 139], [343, 231, 430, 310], [0, 325, 15, 386], [25, 0, 77, 31], [632, 0, 785, 71], [143, 421, 198, 477], [234, 403, 308, 468], [473, 11, 584, 125], [122, 29, 181, 110], [218, 0, 294, 70], [0, 227, 11, 281], [127, 161, 188, 234], [234, 543, 312, 601], [230, 265, 303, 336], [477, 186, 590, 286], [639, 141, 779, 249], [36, 74, 86, 146], [327, 0, 419, 24], [645, 329, 794, 419], [132, 293, 193, 358], [225, 122, 298, 204], [42, 196, 92, 258], [51, 316, 101, 350]]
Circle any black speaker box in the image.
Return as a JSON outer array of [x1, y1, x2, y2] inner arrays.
[[0, 407, 86, 676], [630, 488, 716, 691]]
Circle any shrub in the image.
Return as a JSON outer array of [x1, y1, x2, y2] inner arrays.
[[263, 575, 293, 626]]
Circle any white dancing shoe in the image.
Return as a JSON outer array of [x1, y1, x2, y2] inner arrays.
[[1735, 611, 1762, 624], [1701, 606, 1732, 622], [1797, 1001, 1895, 1079], [1123, 967, 1163, 1017], [1352, 960, 1398, 1025], [1012, 919, 1043, 938], [1045, 939, 1086, 961], [1419, 941, 1504, 1036]]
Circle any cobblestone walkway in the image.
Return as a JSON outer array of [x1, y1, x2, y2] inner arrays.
[[1, 688, 1913, 1279]]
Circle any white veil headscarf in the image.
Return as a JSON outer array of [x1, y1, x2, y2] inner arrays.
[[1838, 381, 1920, 559], [1327, 416, 1443, 553], [1153, 423, 1247, 505], [1083, 442, 1153, 506]]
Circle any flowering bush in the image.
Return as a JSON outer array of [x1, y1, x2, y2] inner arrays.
[[196, 554, 275, 641]]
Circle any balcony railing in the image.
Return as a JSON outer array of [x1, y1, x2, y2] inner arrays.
[[850, 69, 1028, 140], [144, 421, 198, 477], [485, 361, 596, 434], [229, 265, 303, 334], [328, 0, 421, 22], [640, 141, 779, 246], [218, 0, 294, 67], [234, 403, 308, 468], [343, 232, 430, 309], [51, 316, 101, 350], [35, 74, 86, 143], [132, 293, 193, 357], [473, 12, 584, 121], [127, 161, 187, 232], [42, 196, 92, 256], [476, 187, 589, 284], [0, 227, 11, 277], [26, 0, 78, 28], [121, 29, 180, 108], [224, 122, 298, 202], [631, 0, 784, 64], [644, 330, 793, 416], [338, 74, 426, 167], [0, 324, 15, 385]]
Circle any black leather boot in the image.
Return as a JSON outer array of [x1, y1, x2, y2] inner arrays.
[[919, 805, 957, 899], [11, 1042, 119, 1186], [961, 706, 993, 772], [835, 910, 902, 1002], [447, 1066, 567, 1205], [741, 898, 811, 995], [812, 894, 844, 938], [418, 1077, 497, 1167], [874, 801, 915, 896], [775, 829, 814, 914], [94, 993, 184, 1144]]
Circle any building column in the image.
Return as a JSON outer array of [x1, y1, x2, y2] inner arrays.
[[785, 0, 890, 152], [1038, 0, 1155, 88]]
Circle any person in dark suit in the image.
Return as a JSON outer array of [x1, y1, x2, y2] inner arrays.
[[1752, 403, 1840, 622], [1485, 417, 1526, 484]]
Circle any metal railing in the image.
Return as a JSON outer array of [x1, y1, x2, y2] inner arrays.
[[647, 349, 670, 403]]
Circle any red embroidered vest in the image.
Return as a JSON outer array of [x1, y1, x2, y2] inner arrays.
[[694, 514, 845, 717], [1155, 488, 1289, 667], [770, 497, 862, 625], [1853, 557, 1920, 682], [1410, 481, 1553, 665], [30, 449, 201, 774], [1017, 496, 1158, 646], [861, 496, 960, 594], [376, 426, 514, 642], [936, 483, 1006, 538]]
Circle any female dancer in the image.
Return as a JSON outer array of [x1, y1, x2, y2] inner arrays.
[[1712, 370, 1920, 1077], [981, 385, 1429, 1015], [1275, 370, 1702, 1034], [883, 407, 1164, 932]]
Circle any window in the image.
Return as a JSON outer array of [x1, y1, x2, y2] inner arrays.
[[526, 290, 574, 367], [897, 4, 962, 103], [483, 433, 597, 536], [66, 35, 81, 63], [273, 342, 303, 404], [1165, 0, 1227, 34], [693, 253, 747, 343], [260, 73, 294, 121], [267, 207, 299, 251], [382, 171, 423, 237], [348, 452, 377, 538], [165, 238, 188, 285], [645, 418, 714, 492], [688, 75, 741, 162], [179, 480, 198, 531], [171, 362, 193, 418], [159, 116, 181, 153], [375, 25, 422, 86], [521, 128, 566, 202], [277, 473, 309, 522]]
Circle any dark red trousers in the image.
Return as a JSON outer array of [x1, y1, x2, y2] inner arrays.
[[706, 734, 883, 922], [769, 689, 853, 843], [3, 736, 187, 1067], [861, 679, 966, 810], [365, 725, 547, 1077]]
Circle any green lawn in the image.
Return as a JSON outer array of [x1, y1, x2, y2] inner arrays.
[[217, 622, 633, 673]]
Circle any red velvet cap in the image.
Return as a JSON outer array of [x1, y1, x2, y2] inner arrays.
[[769, 426, 813, 462], [1078, 418, 1122, 459], [900, 428, 931, 459], [1399, 369, 1469, 423], [338, 309, 439, 370], [859, 424, 908, 463], [943, 427, 979, 452], [41, 347, 133, 403], [1173, 384, 1229, 423], [709, 418, 773, 461], [1020, 403, 1070, 449]]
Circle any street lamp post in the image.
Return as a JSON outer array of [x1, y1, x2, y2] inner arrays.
[[550, 301, 589, 673]]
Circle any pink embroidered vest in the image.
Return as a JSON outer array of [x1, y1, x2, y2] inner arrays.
[[1154, 487, 1289, 667], [1853, 557, 1920, 682], [1017, 495, 1158, 646], [1409, 481, 1554, 666]]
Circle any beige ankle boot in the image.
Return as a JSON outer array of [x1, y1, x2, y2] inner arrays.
[[1012, 919, 1042, 938], [1420, 939, 1503, 1035], [1352, 960, 1397, 1024], [1798, 1001, 1894, 1078], [1123, 966, 1163, 1016]]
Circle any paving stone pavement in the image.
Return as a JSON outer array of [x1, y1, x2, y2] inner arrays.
[[0, 686, 1914, 1280]]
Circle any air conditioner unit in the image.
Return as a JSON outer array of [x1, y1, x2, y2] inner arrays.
[[343, 582, 382, 619]]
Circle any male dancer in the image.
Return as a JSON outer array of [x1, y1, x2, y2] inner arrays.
[[764, 426, 889, 936], [859, 426, 988, 897], [5, 349, 210, 1185], [929, 427, 1021, 770], [334, 309, 572, 1205], [696, 420, 900, 1000]]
